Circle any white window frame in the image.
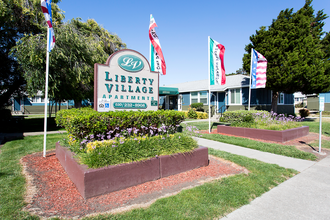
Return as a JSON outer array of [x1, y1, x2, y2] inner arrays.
[[228, 88, 242, 105], [190, 91, 208, 105]]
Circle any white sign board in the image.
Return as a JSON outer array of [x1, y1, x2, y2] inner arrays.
[[319, 96, 325, 112], [94, 49, 159, 112]]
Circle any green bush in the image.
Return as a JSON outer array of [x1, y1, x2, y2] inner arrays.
[[299, 108, 310, 117], [221, 110, 261, 124], [191, 103, 204, 112], [55, 107, 185, 139], [187, 108, 198, 119]]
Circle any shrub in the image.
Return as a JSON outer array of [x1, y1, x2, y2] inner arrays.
[[221, 110, 303, 130], [56, 108, 185, 140], [221, 110, 260, 124], [197, 111, 208, 119], [191, 103, 204, 112], [187, 108, 198, 119], [299, 108, 310, 117]]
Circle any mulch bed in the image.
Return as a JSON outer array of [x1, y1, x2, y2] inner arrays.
[[21, 151, 248, 219], [20, 130, 329, 219]]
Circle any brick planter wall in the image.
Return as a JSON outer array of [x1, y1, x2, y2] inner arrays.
[[56, 142, 209, 199], [217, 125, 309, 143]]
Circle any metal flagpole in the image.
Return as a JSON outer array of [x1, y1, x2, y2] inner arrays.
[[208, 36, 211, 133], [248, 48, 253, 111], [43, 27, 50, 158]]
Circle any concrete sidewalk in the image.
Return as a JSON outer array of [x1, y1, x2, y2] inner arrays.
[[194, 137, 330, 220], [195, 137, 316, 172]]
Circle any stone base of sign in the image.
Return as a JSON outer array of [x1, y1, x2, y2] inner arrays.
[[217, 125, 309, 143], [55, 142, 209, 199]]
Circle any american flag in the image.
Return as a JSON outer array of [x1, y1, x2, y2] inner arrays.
[[251, 49, 267, 88], [41, 0, 55, 51]]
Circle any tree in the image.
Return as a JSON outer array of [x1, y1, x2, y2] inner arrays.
[[13, 18, 126, 108], [243, 0, 330, 112], [0, 0, 63, 109]]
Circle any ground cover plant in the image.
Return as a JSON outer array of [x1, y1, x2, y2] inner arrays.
[[181, 122, 317, 161], [56, 108, 199, 168], [221, 110, 303, 130], [65, 133, 197, 168], [0, 133, 298, 220]]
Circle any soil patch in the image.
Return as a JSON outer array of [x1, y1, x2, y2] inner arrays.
[[21, 151, 248, 219]]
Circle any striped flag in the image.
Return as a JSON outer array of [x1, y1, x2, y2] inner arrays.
[[209, 37, 226, 85], [251, 49, 267, 88], [149, 14, 166, 75], [41, 0, 55, 51]]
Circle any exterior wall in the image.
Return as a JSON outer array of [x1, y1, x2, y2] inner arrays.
[[242, 88, 272, 105], [307, 92, 330, 111]]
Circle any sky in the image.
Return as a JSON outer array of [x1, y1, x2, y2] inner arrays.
[[58, 0, 330, 87]]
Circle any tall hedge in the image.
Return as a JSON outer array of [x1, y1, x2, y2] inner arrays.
[[55, 108, 185, 139]]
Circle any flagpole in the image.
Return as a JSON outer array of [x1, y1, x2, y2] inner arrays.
[[208, 36, 211, 133], [248, 48, 253, 111], [43, 27, 50, 158]]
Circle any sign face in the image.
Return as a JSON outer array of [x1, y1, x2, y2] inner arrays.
[[94, 49, 159, 112], [319, 96, 325, 112]]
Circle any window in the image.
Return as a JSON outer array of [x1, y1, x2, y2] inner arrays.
[[199, 91, 208, 104], [229, 88, 241, 104], [278, 93, 284, 104], [191, 92, 198, 104], [190, 91, 208, 105]]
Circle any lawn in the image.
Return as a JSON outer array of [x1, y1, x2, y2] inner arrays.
[[0, 134, 297, 220], [181, 121, 318, 161], [0, 133, 66, 219], [301, 120, 330, 136]]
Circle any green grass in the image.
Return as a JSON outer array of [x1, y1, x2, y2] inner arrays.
[[0, 133, 298, 220], [200, 133, 317, 161], [85, 149, 297, 219], [301, 121, 330, 136], [0, 133, 66, 220], [309, 139, 330, 149], [182, 122, 317, 161]]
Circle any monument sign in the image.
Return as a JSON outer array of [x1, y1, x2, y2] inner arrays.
[[94, 49, 159, 112]]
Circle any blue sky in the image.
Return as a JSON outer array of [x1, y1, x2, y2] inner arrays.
[[58, 0, 330, 87]]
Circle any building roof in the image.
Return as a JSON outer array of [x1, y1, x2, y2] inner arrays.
[[165, 75, 250, 93]]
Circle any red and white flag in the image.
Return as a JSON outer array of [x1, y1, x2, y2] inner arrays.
[[149, 14, 166, 75], [209, 37, 226, 85], [251, 49, 267, 88], [41, 0, 55, 51]]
